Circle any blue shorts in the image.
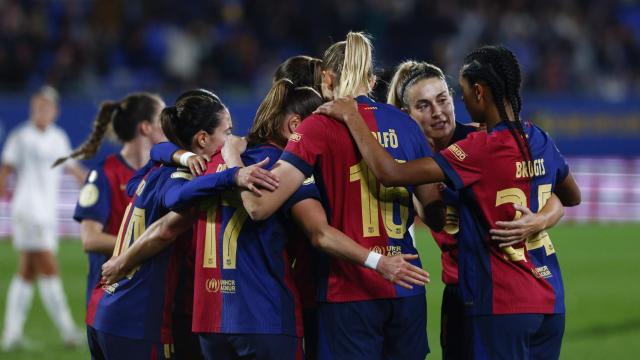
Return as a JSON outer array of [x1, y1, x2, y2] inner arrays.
[[469, 313, 565, 360], [87, 325, 173, 360], [303, 308, 319, 360], [441, 285, 466, 360], [317, 295, 428, 360], [173, 312, 204, 360], [198, 333, 302, 360]]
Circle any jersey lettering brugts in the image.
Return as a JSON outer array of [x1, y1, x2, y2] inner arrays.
[[73, 154, 135, 307], [192, 145, 319, 337], [281, 96, 432, 303], [433, 121, 569, 315]]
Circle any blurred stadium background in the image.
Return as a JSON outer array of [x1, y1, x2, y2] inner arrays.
[[0, 0, 638, 359]]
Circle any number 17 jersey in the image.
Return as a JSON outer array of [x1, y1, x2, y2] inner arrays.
[[281, 96, 433, 303]]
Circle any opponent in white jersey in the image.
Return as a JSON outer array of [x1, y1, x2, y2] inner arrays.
[[0, 86, 86, 351]]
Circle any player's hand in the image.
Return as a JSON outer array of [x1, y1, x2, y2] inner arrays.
[[314, 97, 359, 123], [235, 157, 279, 196], [376, 254, 430, 289], [101, 256, 128, 285], [490, 204, 544, 247], [186, 154, 209, 176], [222, 135, 248, 168]]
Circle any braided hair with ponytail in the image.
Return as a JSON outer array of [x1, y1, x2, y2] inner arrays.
[[53, 92, 162, 167], [461, 45, 532, 162]]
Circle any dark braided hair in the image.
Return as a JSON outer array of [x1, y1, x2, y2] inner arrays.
[[461, 45, 532, 162], [53, 92, 162, 167]]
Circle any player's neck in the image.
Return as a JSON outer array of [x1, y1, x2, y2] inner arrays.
[[120, 137, 152, 169]]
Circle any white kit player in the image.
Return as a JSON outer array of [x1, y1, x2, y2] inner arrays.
[[0, 86, 86, 350]]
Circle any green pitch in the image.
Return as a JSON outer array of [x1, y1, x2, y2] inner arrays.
[[0, 223, 639, 359]]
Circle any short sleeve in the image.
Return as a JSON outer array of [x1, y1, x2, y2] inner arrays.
[[73, 167, 112, 226], [281, 115, 329, 177], [550, 140, 569, 183], [432, 132, 488, 190], [281, 175, 321, 214], [2, 129, 20, 166]]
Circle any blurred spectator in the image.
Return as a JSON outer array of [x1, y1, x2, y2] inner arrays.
[[0, 0, 638, 99]]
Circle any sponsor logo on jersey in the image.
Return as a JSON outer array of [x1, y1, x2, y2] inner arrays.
[[369, 245, 402, 256], [205, 278, 236, 294], [289, 132, 302, 142], [447, 144, 467, 161], [79, 183, 99, 207]]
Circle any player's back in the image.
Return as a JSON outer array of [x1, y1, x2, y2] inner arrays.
[[89, 164, 189, 342], [435, 121, 569, 315], [282, 95, 433, 302], [192, 146, 302, 337]]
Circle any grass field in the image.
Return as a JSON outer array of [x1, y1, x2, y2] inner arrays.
[[0, 223, 639, 359]]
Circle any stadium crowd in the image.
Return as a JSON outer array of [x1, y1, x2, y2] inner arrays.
[[0, 0, 639, 99]]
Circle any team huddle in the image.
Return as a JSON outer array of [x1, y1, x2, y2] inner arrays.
[[2, 31, 582, 360]]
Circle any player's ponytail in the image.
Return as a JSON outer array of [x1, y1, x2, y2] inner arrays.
[[160, 90, 226, 151], [247, 78, 323, 148], [52, 93, 162, 168], [52, 101, 119, 167], [273, 55, 323, 94], [323, 31, 374, 99]]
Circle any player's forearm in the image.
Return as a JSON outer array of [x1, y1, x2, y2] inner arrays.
[[81, 232, 117, 255], [164, 168, 239, 210], [537, 193, 564, 231], [343, 112, 403, 186], [309, 225, 369, 265]]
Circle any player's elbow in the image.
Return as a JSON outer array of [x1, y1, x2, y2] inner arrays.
[[243, 199, 271, 221], [309, 227, 332, 251]]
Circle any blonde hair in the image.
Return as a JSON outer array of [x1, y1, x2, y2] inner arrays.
[[387, 60, 449, 109], [247, 79, 323, 148], [322, 32, 374, 98]]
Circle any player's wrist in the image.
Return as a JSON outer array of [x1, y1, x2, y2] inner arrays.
[[364, 251, 383, 270], [179, 152, 196, 167]]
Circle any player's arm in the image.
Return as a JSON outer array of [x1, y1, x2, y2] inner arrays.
[[490, 193, 564, 245], [150, 141, 209, 176], [80, 220, 116, 255], [225, 152, 305, 220], [291, 199, 429, 289], [101, 210, 196, 284], [0, 164, 14, 197], [315, 98, 445, 187], [554, 172, 581, 207], [413, 183, 446, 232]]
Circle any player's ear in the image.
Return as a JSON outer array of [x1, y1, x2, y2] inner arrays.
[[193, 130, 208, 150], [138, 120, 152, 136], [473, 83, 484, 104], [287, 114, 302, 133], [322, 70, 334, 91]]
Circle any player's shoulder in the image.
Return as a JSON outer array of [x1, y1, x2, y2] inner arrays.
[[6, 122, 31, 138], [244, 144, 282, 167]]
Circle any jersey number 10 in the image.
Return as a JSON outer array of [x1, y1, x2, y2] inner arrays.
[[350, 160, 411, 239]]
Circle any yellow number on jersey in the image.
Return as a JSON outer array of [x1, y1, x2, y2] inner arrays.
[[202, 194, 248, 269], [349, 160, 411, 239]]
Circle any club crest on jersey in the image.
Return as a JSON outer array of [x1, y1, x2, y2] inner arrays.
[[289, 132, 302, 142], [78, 183, 99, 207], [447, 144, 467, 161]]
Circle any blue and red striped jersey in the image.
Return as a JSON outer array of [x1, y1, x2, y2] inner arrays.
[[281, 96, 432, 303], [192, 144, 318, 337], [433, 121, 569, 315], [87, 161, 239, 342], [73, 154, 135, 308], [430, 122, 477, 285]]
